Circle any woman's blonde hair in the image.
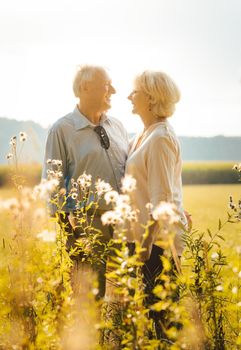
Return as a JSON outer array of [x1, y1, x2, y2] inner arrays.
[[135, 70, 181, 117]]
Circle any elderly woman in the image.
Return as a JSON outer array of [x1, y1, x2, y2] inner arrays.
[[126, 70, 188, 338]]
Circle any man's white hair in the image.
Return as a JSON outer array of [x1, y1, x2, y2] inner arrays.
[[73, 64, 107, 98]]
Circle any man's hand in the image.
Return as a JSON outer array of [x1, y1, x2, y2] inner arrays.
[[68, 212, 78, 230]]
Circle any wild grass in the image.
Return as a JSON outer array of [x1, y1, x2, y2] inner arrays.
[[0, 134, 240, 349], [183, 184, 241, 259]]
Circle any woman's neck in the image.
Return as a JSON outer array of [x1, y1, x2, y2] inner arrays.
[[140, 112, 166, 130]]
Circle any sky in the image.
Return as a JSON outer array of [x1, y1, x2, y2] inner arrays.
[[0, 0, 241, 136]]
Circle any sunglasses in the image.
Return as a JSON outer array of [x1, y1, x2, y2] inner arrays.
[[94, 125, 110, 150]]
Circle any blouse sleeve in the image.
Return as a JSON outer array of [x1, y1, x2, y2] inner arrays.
[[147, 134, 178, 208]]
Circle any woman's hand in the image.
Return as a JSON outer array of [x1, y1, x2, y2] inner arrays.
[[140, 228, 154, 262], [139, 245, 152, 262], [184, 210, 192, 230]]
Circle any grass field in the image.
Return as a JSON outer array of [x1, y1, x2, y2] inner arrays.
[[0, 183, 240, 348], [1, 184, 240, 249], [183, 184, 241, 257]]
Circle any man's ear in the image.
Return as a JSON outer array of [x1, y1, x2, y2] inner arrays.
[[82, 80, 90, 92]]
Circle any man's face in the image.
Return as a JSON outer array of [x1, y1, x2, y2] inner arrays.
[[87, 70, 116, 113]]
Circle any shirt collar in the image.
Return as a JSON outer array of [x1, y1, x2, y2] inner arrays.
[[72, 105, 110, 131]]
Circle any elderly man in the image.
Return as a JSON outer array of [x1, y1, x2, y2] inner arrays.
[[42, 65, 129, 298]]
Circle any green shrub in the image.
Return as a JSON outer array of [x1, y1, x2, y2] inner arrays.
[[182, 162, 239, 184], [0, 162, 239, 187]]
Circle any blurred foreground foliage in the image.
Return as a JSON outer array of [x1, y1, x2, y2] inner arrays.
[[0, 135, 240, 349]]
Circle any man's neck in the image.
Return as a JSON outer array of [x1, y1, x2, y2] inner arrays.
[[77, 103, 102, 125]]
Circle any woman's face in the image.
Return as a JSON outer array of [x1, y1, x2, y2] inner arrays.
[[128, 87, 150, 116]]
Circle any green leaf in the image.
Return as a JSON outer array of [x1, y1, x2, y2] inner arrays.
[[217, 234, 225, 241], [207, 229, 212, 238], [218, 219, 222, 230]]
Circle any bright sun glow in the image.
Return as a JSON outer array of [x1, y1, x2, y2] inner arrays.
[[0, 0, 241, 136]]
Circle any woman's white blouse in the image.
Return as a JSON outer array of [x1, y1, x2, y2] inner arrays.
[[125, 120, 187, 256]]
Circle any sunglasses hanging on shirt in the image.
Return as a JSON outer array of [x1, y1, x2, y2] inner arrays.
[[94, 125, 110, 150]]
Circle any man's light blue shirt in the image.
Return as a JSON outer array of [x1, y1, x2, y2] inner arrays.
[[42, 106, 129, 214]]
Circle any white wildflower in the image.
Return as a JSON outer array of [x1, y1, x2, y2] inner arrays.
[[21, 199, 30, 211], [37, 277, 43, 284], [117, 194, 130, 205], [56, 160, 62, 167], [33, 179, 59, 200], [71, 192, 78, 200], [46, 159, 52, 164], [121, 261, 127, 269], [237, 302, 241, 307], [126, 210, 138, 222], [92, 288, 99, 296], [56, 171, 63, 178], [101, 210, 123, 225], [33, 208, 46, 220], [115, 201, 132, 214], [19, 131, 27, 142], [6, 153, 13, 160], [101, 211, 115, 225], [121, 174, 136, 193], [104, 190, 119, 205], [232, 164, 238, 170], [152, 201, 179, 224], [59, 188, 66, 196], [232, 286, 238, 294], [146, 202, 154, 212], [233, 267, 238, 273], [47, 170, 55, 177], [211, 252, 219, 260], [2, 197, 19, 210], [37, 229, 56, 242], [238, 271, 241, 278], [95, 179, 112, 196], [20, 186, 32, 198], [10, 136, 16, 146], [216, 285, 223, 292], [77, 172, 92, 190], [44, 178, 59, 191], [237, 246, 241, 254]]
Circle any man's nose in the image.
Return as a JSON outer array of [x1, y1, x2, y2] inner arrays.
[[110, 85, 116, 94]]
